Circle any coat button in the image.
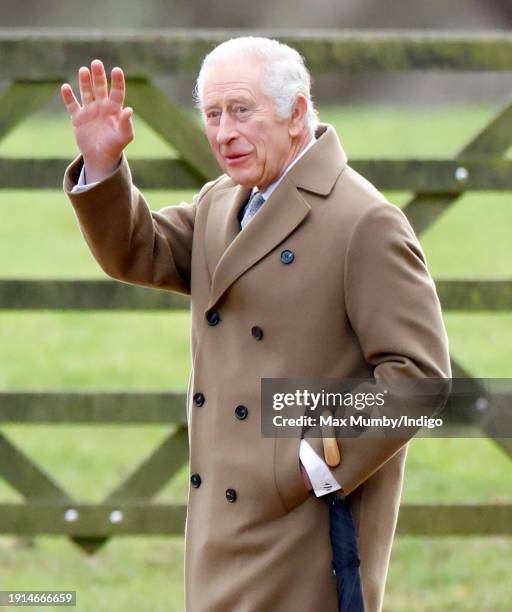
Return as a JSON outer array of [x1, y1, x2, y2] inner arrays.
[[225, 488, 237, 502], [280, 249, 295, 264], [191, 474, 202, 488], [206, 309, 221, 326], [235, 405, 248, 420], [193, 392, 205, 407], [251, 326, 264, 341]]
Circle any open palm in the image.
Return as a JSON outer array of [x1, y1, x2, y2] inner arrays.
[[61, 59, 133, 182]]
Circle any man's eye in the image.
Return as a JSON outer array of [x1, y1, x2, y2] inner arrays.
[[206, 110, 221, 120], [235, 106, 248, 115]]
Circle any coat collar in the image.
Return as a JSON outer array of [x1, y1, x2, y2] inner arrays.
[[285, 123, 347, 196], [204, 123, 347, 311]]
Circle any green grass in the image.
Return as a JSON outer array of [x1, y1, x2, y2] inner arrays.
[[0, 104, 511, 611], [0, 312, 191, 388]]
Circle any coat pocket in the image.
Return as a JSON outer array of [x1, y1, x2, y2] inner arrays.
[[274, 436, 312, 513]]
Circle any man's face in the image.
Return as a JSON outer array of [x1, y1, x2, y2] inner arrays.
[[201, 59, 295, 190]]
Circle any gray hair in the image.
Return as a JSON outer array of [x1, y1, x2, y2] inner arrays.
[[193, 36, 318, 137]]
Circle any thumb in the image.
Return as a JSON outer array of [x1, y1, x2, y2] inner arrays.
[[119, 106, 134, 139]]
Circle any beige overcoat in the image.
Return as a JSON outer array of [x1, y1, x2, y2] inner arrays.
[[64, 123, 451, 612]]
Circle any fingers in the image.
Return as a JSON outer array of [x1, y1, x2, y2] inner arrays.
[[109, 67, 125, 106], [60, 83, 81, 117], [91, 59, 109, 100], [70, 60, 126, 111], [79, 66, 94, 105]]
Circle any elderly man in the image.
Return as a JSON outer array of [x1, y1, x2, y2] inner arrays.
[[61, 37, 450, 612]]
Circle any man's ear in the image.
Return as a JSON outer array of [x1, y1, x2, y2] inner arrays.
[[289, 95, 308, 137]]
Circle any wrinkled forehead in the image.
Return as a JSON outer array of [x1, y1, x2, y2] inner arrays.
[[200, 58, 266, 107]]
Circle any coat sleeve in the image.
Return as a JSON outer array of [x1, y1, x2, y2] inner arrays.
[[63, 153, 218, 295], [311, 201, 451, 497]]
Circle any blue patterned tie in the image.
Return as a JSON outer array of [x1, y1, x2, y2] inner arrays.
[[240, 191, 265, 229]]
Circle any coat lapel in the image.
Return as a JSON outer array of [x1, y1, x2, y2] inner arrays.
[[205, 178, 311, 311], [204, 123, 348, 312], [204, 183, 251, 283]]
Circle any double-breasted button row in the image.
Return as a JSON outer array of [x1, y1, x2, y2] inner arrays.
[[206, 309, 264, 341], [194, 394, 249, 421], [206, 250, 293, 341], [190, 474, 238, 503]]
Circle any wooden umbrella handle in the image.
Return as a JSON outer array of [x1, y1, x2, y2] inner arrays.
[[321, 409, 341, 466], [323, 437, 341, 467]]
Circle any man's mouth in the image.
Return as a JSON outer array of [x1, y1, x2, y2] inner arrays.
[[223, 152, 251, 165]]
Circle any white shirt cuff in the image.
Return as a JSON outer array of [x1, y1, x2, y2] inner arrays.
[[299, 439, 342, 497], [70, 164, 99, 193]]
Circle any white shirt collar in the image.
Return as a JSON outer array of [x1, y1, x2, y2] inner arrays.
[[250, 137, 316, 201]]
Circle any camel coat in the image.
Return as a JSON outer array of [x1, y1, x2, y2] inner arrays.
[[64, 124, 451, 611]]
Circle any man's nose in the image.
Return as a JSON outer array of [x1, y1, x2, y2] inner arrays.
[[216, 112, 238, 145]]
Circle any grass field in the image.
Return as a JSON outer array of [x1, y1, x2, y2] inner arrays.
[[0, 103, 511, 611]]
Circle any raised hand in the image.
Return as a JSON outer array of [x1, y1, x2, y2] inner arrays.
[[61, 59, 134, 183]]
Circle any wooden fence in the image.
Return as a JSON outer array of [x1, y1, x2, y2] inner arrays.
[[0, 30, 511, 554]]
